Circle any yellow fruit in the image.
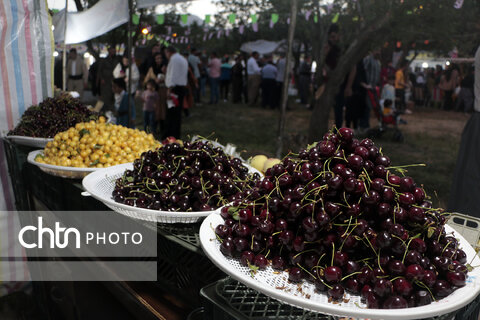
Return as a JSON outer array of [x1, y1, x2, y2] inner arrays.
[[263, 158, 282, 172], [39, 119, 160, 168], [250, 155, 268, 172]]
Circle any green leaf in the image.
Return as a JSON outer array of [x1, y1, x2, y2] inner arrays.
[[227, 206, 238, 214], [126, 176, 134, 183], [89, 160, 99, 167], [34, 154, 45, 160], [156, 14, 164, 25], [79, 129, 90, 138], [306, 142, 318, 151], [94, 144, 103, 149]]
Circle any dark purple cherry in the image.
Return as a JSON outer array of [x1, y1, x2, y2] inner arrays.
[[393, 278, 413, 297], [447, 271, 466, 287], [376, 155, 391, 167], [434, 280, 452, 298], [324, 266, 342, 283], [328, 284, 345, 301], [240, 251, 255, 266], [383, 296, 408, 309], [253, 254, 268, 269]]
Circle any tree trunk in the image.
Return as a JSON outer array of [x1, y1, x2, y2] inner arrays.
[[307, 11, 393, 142], [308, 85, 336, 142]]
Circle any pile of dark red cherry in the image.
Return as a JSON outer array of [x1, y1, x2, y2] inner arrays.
[[215, 128, 469, 309], [113, 140, 260, 212]]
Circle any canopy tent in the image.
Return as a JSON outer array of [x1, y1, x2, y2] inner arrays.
[[240, 40, 285, 55], [52, 0, 129, 44]]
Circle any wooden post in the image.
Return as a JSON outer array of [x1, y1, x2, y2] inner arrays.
[[275, 0, 298, 158], [127, 0, 133, 128], [62, 0, 68, 91]]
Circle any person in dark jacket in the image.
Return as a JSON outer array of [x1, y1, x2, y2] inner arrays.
[[112, 78, 135, 128], [231, 55, 244, 103]]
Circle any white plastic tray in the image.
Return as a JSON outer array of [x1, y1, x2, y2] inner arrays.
[[82, 163, 222, 224], [6, 135, 53, 148], [200, 213, 480, 320], [27, 150, 99, 179]]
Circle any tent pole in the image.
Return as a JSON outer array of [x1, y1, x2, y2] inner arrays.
[[62, 0, 68, 91], [275, 0, 298, 158], [127, 0, 133, 128]]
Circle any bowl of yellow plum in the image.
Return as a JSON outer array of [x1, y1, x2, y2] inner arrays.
[[28, 117, 160, 179]]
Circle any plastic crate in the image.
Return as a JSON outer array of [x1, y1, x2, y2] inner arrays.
[[447, 212, 480, 251], [201, 277, 480, 320], [3, 138, 35, 210], [155, 230, 225, 306]]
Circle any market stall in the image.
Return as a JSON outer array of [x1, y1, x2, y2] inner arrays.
[[4, 112, 480, 318], [2, 1, 480, 319]]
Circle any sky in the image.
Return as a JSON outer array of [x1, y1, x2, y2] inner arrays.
[[47, 0, 220, 17]]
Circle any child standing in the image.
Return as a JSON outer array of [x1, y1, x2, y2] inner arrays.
[[140, 79, 160, 133], [381, 75, 396, 109]]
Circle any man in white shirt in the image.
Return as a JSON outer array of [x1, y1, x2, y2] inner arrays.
[[164, 46, 188, 139], [247, 51, 261, 106], [67, 48, 88, 99]]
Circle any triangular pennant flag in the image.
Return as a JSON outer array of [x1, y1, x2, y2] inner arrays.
[[271, 13, 279, 24], [167, 26, 172, 34], [209, 32, 214, 40], [252, 22, 258, 32], [251, 14, 258, 23], [327, 4, 333, 14], [454, 0, 464, 8], [287, 17, 290, 24], [239, 25, 245, 34], [181, 14, 188, 24], [203, 34, 207, 41], [228, 14, 236, 24], [314, 15, 318, 23], [217, 30, 222, 39], [156, 14, 164, 25], [132, 14, 140, 25], [305, 10, 312, 21], [269, 20, 274, 28], [205, 14, 211, 24], [332, 13, 339, 23], [226, 29, 230, 36]]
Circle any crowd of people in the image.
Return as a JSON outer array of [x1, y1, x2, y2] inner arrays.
[[58, 37, 475, 139], [74, 45, 292, 139]]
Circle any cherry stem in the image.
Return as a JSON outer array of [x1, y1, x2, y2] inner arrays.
[[296, 263, 317, 280], [341, 271, 362, 282]]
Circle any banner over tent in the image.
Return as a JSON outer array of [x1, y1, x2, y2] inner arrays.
[[53, 0, 128, 44]]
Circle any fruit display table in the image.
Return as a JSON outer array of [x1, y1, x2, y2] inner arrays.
[[3, 138, 224, 319], [4, 137, 480, 320]]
